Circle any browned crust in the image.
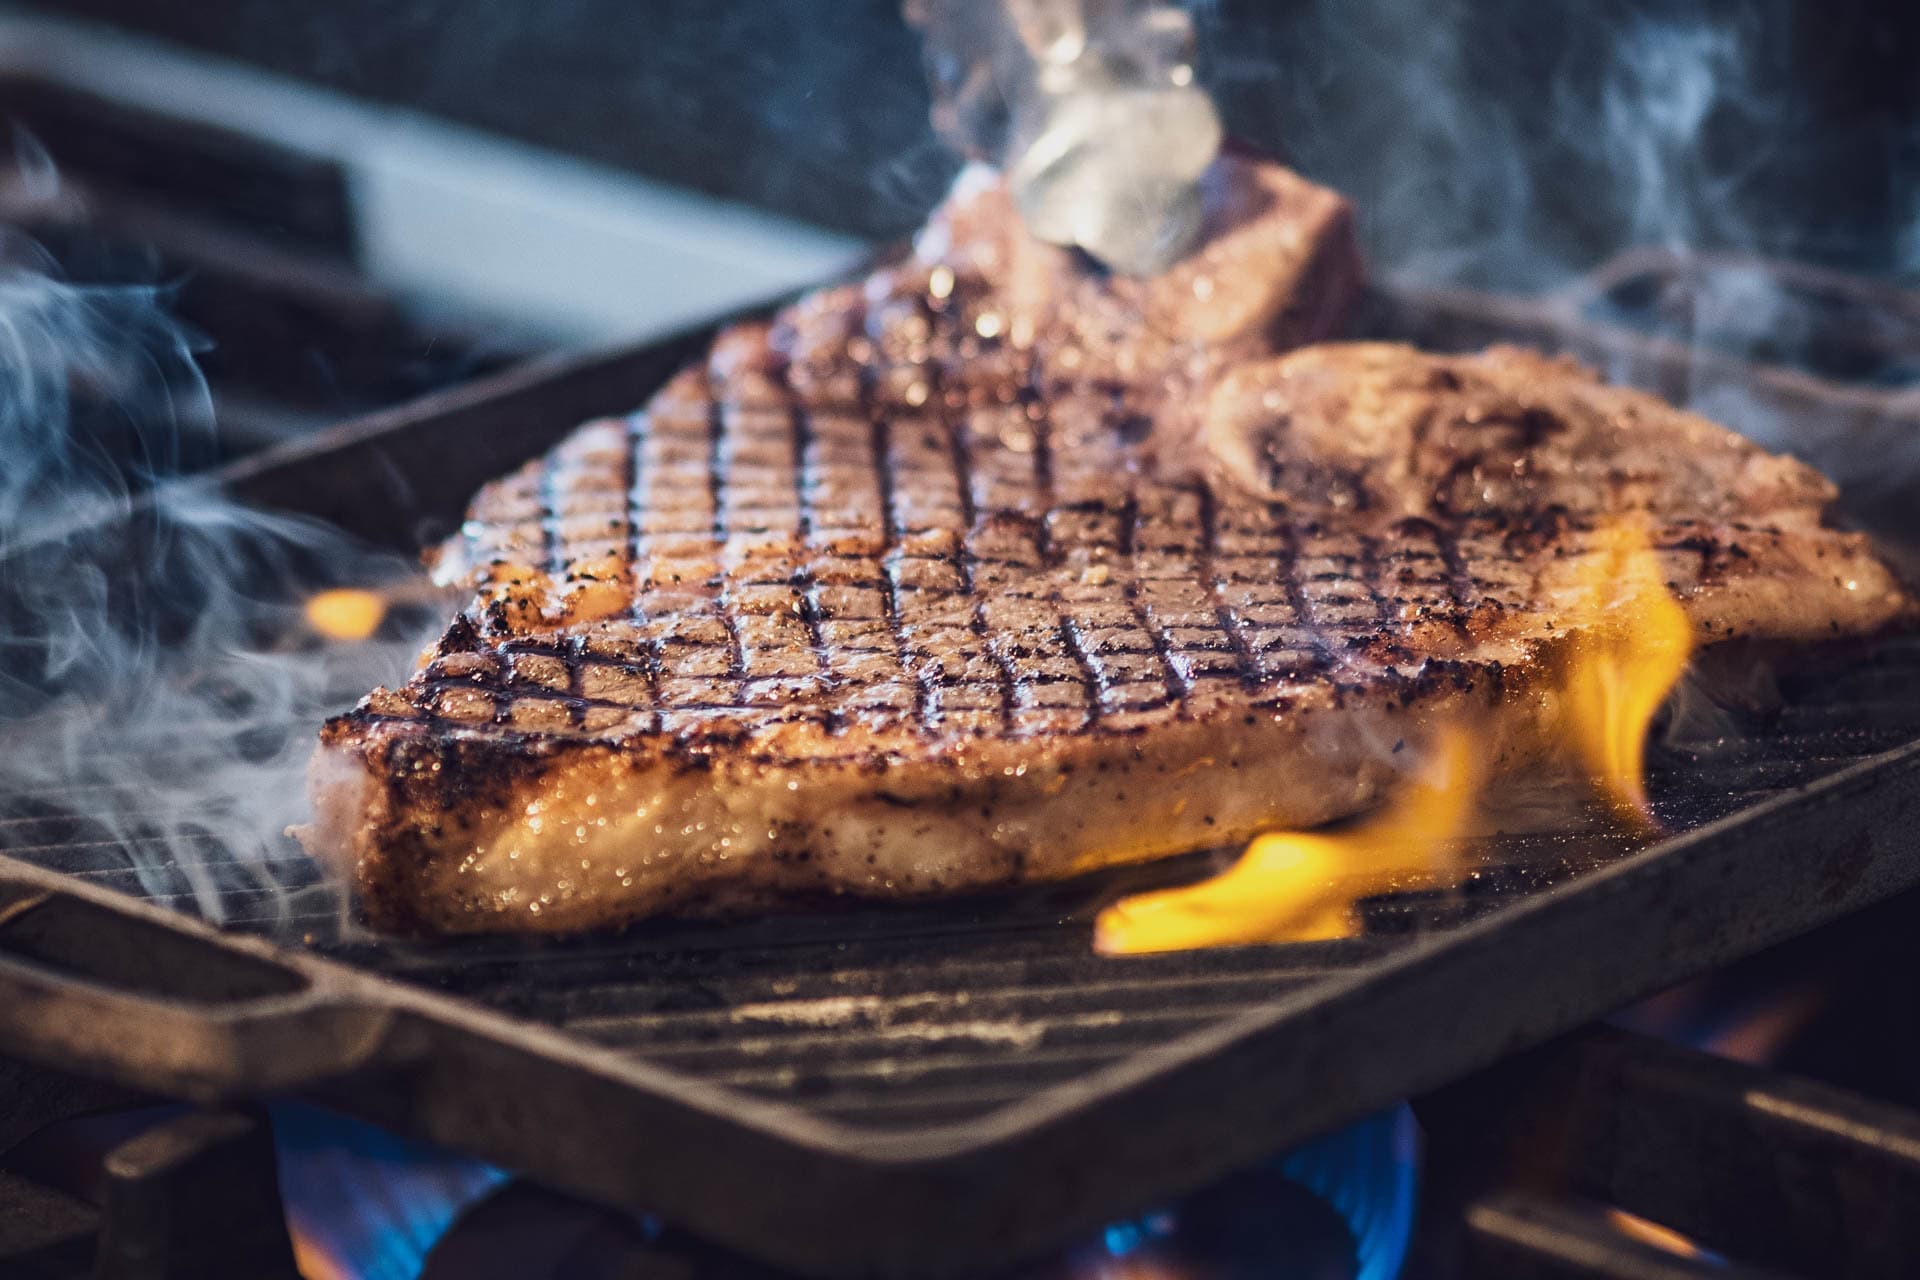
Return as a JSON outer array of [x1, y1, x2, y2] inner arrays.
[[313, 659, 1526, 934]]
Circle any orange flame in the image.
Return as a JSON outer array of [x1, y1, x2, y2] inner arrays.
[[305, 588, 387, 642], [1603, 1208, 1707, 1259], [1554, 521, 1694, 827], [1096, 726, 1477, 954], [288, 1222, 354, 1280], [1096, 520, 1694, 955]]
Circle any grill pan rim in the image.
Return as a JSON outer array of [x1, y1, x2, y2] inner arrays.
[[3, 731, 1918, 1277], [4, 727, 1916, 1143]]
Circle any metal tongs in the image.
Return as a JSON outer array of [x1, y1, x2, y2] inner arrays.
[[905, 0, 1223, 276]]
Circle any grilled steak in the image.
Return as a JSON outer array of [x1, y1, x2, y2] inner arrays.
[[305, 161, 1911, 935]]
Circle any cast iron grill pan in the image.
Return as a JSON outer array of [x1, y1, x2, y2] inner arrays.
[[0, 286, 1917, 1278]]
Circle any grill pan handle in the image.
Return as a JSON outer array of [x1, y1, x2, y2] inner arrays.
[[0, 875, 400, 1102]]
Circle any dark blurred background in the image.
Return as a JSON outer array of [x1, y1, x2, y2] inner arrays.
[[27, 0, 1920, 287]]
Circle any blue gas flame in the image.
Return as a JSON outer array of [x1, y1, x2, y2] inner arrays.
[[1277, 1105, 1421, 1280], [1086, 1103, 1420, 1279], [271, 1104, 507, 1280], [271, 1102, 1418, 1279]]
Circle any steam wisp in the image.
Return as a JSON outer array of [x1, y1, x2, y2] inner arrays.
[[0, 241, 427, 935], [1200, 3, 1917, 479]]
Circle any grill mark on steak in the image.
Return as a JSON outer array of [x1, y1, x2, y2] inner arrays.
[[623, 412, 666, 716], [704, 392, 740, 691], [861, 341, 928, 738], [1056, 615, 1105, 729], [1197, 484, 1263, 692], [1270, 513, 1319, 683], [939, 370, 1012, 736], [1031, 396, 1058, 567], [1122, 491, 1194, 712], [1424, 515, 1481, 646], [786, 381, 844, 733], [531, 452, 585, 732]]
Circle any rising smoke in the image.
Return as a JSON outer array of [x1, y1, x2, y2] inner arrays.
[[0, 205, 424, 933], [1191, 0, 1919, 510], [1199, 0, 1914, 290]]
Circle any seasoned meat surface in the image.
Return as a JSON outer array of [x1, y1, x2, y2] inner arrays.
[[305, 163, 1910, 935]]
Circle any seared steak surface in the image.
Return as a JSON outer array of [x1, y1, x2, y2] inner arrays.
[[306, 162, 1909, 935]]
